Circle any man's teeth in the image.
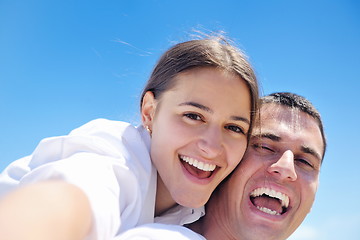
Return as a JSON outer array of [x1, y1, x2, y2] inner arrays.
[[181, 156, 216, 171], [256, 206, 280, 215], [251, 187, 289, 208]]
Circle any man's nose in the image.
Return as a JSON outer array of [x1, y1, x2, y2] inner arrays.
[[197, 127, 224, 159], [267, 150, 297, 181]]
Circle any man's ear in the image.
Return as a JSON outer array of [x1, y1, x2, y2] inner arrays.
[[141, 91, 156, 129]]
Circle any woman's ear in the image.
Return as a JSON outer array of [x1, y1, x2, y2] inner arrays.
[[141, 91, 156, 130]]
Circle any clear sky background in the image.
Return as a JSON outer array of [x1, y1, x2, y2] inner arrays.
[[1, 0, 359, 239]]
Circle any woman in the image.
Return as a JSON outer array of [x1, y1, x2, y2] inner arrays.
[[0, 34, 259, 240]]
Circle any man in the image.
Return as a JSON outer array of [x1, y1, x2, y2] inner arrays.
[[118, 92, 327, 240]]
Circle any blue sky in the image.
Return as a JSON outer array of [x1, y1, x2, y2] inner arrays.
[[1, 0, 359, 239]]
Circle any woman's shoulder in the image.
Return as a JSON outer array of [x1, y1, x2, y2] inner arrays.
[[68, 119, 147, 147], [116, 223, 206, 240], [69, 118, 135, 136]]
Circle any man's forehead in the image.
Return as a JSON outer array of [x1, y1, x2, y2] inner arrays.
[[253, 104, 324, 158], [258, 104, 315, 130], [253, 104, 322, 142]]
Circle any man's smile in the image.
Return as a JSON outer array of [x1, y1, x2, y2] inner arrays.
[[250, 187, 290, 216]]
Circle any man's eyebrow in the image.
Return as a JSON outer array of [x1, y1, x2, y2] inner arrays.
[[253, 133, 322, 161], [301, 146, 322, 162], [179, 101, 250, 125], [253, 133, 281, 141]]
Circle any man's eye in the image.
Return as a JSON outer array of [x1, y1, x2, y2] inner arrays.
[[184, 113, 202, 121], [225, 125, 245, 135], [252, 143, 274, 152], [295, 159, 314, 169]]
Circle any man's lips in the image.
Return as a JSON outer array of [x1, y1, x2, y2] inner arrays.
[[180, 155, 217, 179], [250, 187, 290, 216]]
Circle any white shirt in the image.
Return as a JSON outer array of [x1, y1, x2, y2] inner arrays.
[[115, 223, 206, 240], [0, 119, 204, 239]]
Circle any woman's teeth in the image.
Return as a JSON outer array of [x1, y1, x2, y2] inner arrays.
[[180, 155, 216, 171]]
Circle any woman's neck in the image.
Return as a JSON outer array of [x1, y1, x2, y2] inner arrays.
[[155, 174, 177, 216]]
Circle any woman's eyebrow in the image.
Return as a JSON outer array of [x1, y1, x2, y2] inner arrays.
[[179, 101, 250, 125], [179, 102, 212, 113], [231, 116, 250, 125]]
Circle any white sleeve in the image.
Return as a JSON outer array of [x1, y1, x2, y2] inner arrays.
[[20, 153, 144, 240], [2, 119, 154, 239], [0, 156, 31, 197], [115, 223, 206, 240]]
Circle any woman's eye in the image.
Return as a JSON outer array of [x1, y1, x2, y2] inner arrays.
[[184, 113, 203, 121], [225, 125, 245, 135]]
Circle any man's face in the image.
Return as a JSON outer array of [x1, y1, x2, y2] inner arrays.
[[224, 103, 324, 240]]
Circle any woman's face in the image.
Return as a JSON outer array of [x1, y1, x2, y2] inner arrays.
[[142, 67, 252, 209]]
